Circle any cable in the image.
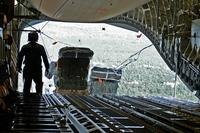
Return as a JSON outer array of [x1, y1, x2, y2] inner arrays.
[[21, 20, 73, 46], [21, 20, 40, 32], [40, 21, 49, 31], [101, 44, 154, 79], [100, 44, 154, 82], [116, 44, 153, 70], [39, 33, 51, 62], [173, 72, 177, 98]]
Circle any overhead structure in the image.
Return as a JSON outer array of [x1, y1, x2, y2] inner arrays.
[[30, 0, 150, 22]]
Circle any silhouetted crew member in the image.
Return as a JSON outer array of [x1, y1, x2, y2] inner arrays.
[[17, 32, 49, 96]]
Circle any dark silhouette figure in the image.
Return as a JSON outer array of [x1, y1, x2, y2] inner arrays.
[[17, 32, 49, 96]]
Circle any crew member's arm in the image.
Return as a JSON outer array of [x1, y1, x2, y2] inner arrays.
[[41, 47, 49, 71], [17, 46, 25, 72]]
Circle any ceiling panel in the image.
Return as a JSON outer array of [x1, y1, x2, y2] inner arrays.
[[30, 0, 150, 22]]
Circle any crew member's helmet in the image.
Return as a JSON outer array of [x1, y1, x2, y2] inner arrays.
[[28, 32, 38, 42]]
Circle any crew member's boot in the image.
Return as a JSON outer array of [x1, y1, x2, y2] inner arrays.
[[36, 82, 43, 95]]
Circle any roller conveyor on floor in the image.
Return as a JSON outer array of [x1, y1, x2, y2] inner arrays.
[[11, 94, 70, 133], [11, 93, 200, 133]]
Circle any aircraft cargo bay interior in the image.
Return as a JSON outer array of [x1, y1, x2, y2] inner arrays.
[[0, 0, 200, 132]]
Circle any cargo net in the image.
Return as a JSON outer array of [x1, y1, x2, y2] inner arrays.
[[89, 44, 153, 96], [54, 47, 94, 95], [89, 66, 122, 95]]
